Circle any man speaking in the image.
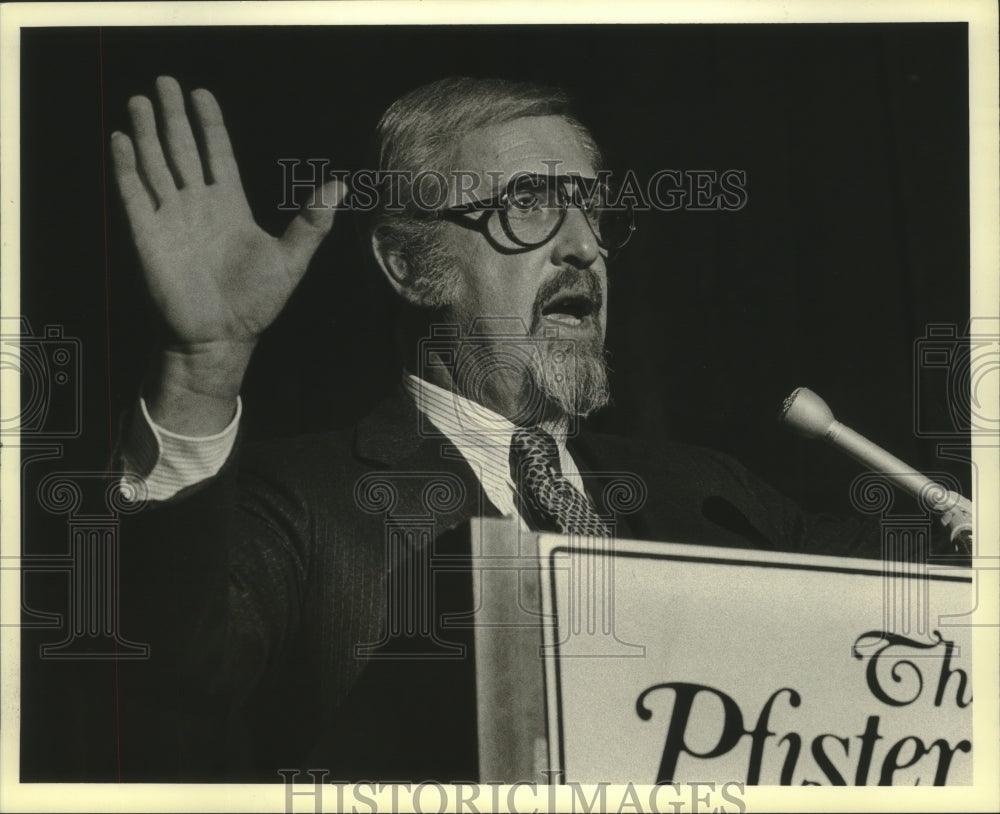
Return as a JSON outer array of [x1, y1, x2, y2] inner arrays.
[[112, 75, 908, 781]]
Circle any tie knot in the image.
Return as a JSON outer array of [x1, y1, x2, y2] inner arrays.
[[510, 426, 561, 477]]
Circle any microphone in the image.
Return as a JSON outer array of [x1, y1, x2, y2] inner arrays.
[[779, 387, 972, 554]]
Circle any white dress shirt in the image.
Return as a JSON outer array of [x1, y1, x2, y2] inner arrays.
[[402, 373, 585, 525], [123, 375, 588, 527], [121, 396, 243, 502]]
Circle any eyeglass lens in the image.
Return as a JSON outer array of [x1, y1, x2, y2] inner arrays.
[[503, 176, 633, 250]]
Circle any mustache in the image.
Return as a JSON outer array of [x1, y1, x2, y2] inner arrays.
[[531, 267, 604, 332]]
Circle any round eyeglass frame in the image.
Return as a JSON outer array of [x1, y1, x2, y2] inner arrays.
[[437, 172, 636, 254]]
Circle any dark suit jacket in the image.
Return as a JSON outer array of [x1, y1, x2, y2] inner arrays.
[[116, 386, 879, 782]]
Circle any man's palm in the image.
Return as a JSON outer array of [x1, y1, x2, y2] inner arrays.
[[111, 76, 340, 352]]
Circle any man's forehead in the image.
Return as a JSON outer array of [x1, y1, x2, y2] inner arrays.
[[450, 115, 596, 201]]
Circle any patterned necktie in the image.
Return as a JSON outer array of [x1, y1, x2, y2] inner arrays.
[[509, 426, 611, 536]]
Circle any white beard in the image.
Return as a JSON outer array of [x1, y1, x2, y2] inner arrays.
[[529, 336, 611, 420], [443, 332, 610, 426]]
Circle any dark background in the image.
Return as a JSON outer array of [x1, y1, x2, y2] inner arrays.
[[19, 24, 971, 779]]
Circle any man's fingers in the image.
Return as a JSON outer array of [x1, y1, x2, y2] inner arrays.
[[127, 94, 177, 205], [189, 88, 242, 188], [110, 132, 155, 223], [155, 76, 205, 188], [278, 179, 346, 271]]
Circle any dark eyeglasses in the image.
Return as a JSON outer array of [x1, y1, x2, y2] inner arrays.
[[438, 173, 635, 253]]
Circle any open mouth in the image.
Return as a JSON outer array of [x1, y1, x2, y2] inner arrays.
[[540, 292, 599, 327]]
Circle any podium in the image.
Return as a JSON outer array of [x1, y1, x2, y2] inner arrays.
[[469, 518, 974, 786]]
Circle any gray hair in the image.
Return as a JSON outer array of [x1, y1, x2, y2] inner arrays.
[[370, 77, 602, 307]]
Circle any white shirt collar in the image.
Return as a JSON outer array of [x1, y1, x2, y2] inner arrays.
[[404, 373, 568, 444], [403, 372, 572, 504]]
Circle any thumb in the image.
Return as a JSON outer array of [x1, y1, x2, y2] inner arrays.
[[279, 178, 346, 269]]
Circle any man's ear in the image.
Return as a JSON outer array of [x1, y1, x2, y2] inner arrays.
[[371, 229, 412, 299]]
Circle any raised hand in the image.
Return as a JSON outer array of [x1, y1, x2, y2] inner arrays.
[[111, 76, 342, 433]]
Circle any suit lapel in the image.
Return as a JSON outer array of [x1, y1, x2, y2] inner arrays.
[[566, 431, 644, 540], [353, 386, 503, 544]]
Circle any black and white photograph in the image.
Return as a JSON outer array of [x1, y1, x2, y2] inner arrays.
[[1, 1, 997, 812]]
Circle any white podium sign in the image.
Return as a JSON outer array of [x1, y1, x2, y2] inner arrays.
[[471, 519, 974, 786]]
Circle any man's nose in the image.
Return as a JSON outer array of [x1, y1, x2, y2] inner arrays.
[[549, 206, 601, 269]]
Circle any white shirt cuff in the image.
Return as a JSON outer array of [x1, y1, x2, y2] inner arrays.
[[121, 396, 242, 502]]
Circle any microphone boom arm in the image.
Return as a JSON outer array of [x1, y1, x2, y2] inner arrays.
[[780, 387, 972, 554]]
